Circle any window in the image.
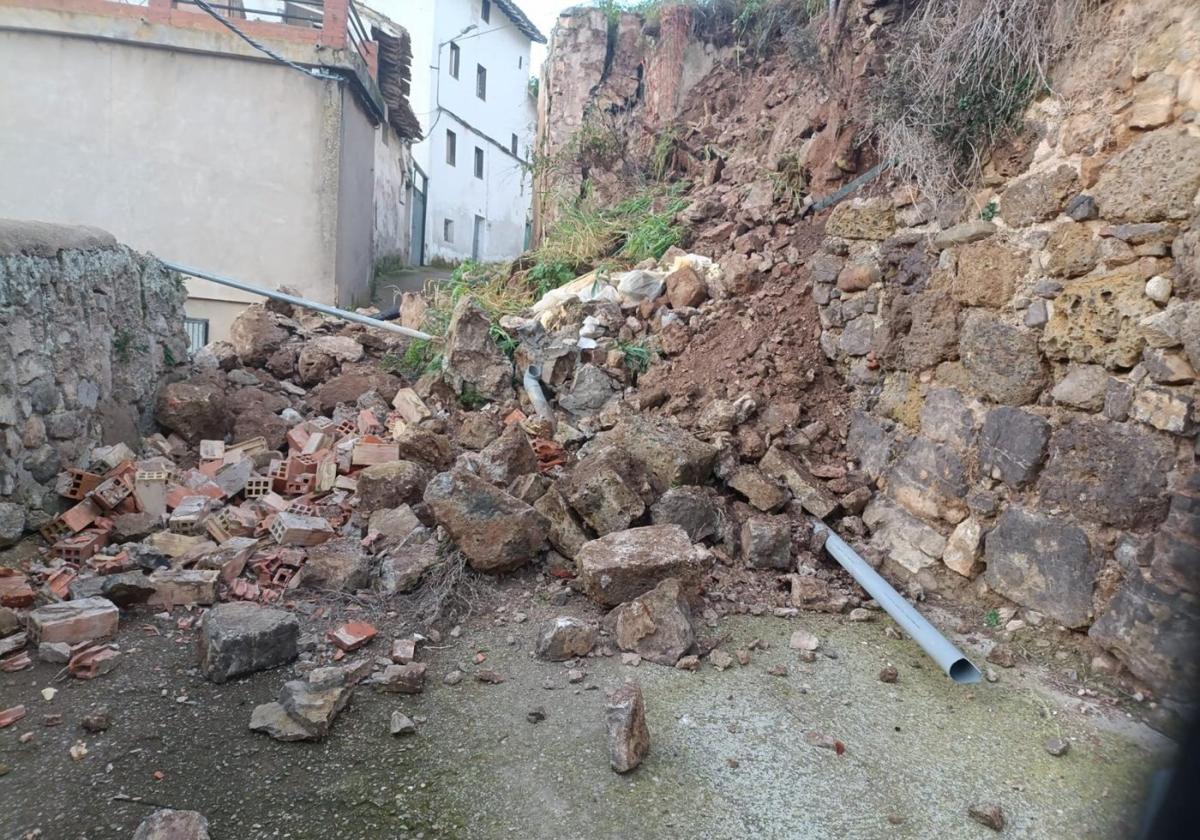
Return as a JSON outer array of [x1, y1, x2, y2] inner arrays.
[[510, 133, 518, 156], [445, 129, 456, 165], [474, 147, 484, 178], [476, 64, 487, 100], [448, 42, 460, 79], [443, 219, 454, 243], [481, 0, 491, 23], [184, 317, 209, 354], [518, 55, 523, 69]]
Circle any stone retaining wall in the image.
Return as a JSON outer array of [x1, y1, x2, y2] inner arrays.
[[0, 220, 187, 543]]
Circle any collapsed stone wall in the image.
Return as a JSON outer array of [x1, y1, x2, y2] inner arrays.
[[0, 220, 188, 543], [535, 1, 1200, 698]]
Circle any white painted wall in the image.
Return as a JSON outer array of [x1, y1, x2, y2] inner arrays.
[[372, 0, 537, 263]]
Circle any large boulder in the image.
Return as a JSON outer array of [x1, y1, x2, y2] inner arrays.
[[959, 312, 1047, 405], [442, 298, 514, 402], [1092, 132, 1200, 223], [356, 460, 430, 514], [825, 197, 895, 240], [198, 602, 299, 683], [1038, 418, 1174, 528], [576, 525, 707, 607], [605, 577, 695, 666], [156, 378, 228, 443], [533, 485, 591, 559], [589, 416, 717, 491], [983, 508, 1095, 629], [304, 370, 401, 414], [423, 470, 547, 571], [229, 305, 289, 367]]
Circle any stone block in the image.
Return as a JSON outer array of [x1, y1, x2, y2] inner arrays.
[[606, 578, 695, 666], [1042, 271, 1157, 369], [424, 469, 547, 572], [577, 525, 705, 607], [740, 515, 793, 569], [198, 602, 299, 683], [978, 407, 1050, 489], [960, 312, 1046, 405], [951, 239, 1026, 308]]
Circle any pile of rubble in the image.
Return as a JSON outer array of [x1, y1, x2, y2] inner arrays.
[[0, 244, 879, 752]]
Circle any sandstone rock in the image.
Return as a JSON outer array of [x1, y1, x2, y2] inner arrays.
[[826, 197, 895, 240], [968, 802, 1006, 832], [456, 412, 500, 450], [1000, 164, 1078, 226], [984, 508, 1094, 628], [649, 485, 723, 542], [368, 505, 422, 541], [931, 220, 995, 250], [443, 298, 514, 402], [959, 312, 1046, 405], [942, 517, 983, 577], [606, 578, 695, 666], [535, 616, 597, 661], [741, 515, 792, 570], [728, 466, 789, 512], [296, 343, 338, 385], [378, 541, 439, 594], [305, 370, 401, 414], [836, 262, 880, 292], [665, 265, 708, 309], [132, 809, 210, 840], [199, 603, 298, 683], [1093, 132, 1200, 223], [900, 290, 960, 371], [533, 485, 590, 559], [1128, 72, 1177, 128], [1044, 222, 1099, 278], [604, 681, 650, 773], [559, 364, 619, 416], [889, 437, 968, 524], [475, 423, 539, 485], [424, 470, 547, 572], [592, 415, 717, 491], [301, 536, 370, 592], [576, 524, 705, 607], [356, 460, 430, 514], [376, 662, 427, 694], [277, 678, 352, 738], [1041, 271, 1157, 369], [863, 499, 947, 574], [564, 450, 647, 535], [1130, 385, 1193, 433], [759, 445, 838, 518], [393, 426, 454, 469], [156, 379, 228, 443], [1040, 418, 1173, 528], [978, 407, 1050, 488], [951, 239, 1026, 308], [1050, 364, 1110, 412], [229, 305, 289, 367]]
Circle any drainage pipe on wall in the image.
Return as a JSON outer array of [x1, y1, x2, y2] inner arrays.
[[162, 260, 437, 342], [523, 365, 556, 430], [812, 520, 982, 684]]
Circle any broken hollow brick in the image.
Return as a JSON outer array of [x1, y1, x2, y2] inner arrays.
[[28, 597, 119, 646], [328, 621, 377, 652]]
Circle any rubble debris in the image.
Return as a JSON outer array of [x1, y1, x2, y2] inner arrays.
[[968, 802, 1006, 832], [789, 628, 820, 652], [81, 707, 113, 733], [535, 617, 597, 661], [390, 711, 417, 735], [1044, 738, 1070, 757], [606, 578, 696, 666], [376, 663, 427, 693], [198, 603, 299, 683], [577, 525, 707, 607], [328, 621, 378, 652], [0, 705, 26, 728], [133, 809, 211, 840], [604, 681, 650, 773]]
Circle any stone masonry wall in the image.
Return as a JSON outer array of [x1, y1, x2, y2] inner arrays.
[[815, 2, 1200, 698], [0, 220, 188, 544]]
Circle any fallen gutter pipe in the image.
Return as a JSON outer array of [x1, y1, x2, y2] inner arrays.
[[523, 365, 556, 429], [161, 260, 437, 342], [812, 520, 982, 684]]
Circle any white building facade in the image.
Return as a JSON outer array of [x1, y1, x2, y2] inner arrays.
[[371, 0, 544, 264]]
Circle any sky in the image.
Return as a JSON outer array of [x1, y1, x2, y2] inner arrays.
[[519, 0, 578, 72]]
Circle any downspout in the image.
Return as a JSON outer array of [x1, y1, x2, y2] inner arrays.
[[812, 520, 982, 684], [523, 365, 555, 429]]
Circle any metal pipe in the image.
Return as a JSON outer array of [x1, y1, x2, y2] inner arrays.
[[812, 520, 982, 684], [523, 365, 555, 429], [161, 260, 437, 342]]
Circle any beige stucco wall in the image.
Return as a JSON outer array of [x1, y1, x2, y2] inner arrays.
[[0, 24, 379, 340]]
